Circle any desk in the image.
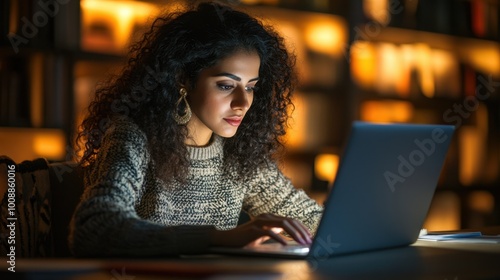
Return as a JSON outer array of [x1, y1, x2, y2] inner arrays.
[[2, 228, 500, 280]]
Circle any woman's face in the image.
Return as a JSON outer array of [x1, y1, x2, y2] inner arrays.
[[185, 50, 260, 146]]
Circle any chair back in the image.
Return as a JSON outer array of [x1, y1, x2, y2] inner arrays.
[[0, 156, 83, 257], [48, 161, 84, 257]]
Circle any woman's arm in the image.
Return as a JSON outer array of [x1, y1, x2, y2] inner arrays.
[[69, 119, 214, 257], [242, 163, 324, 236], [209, 213, 313, 247]]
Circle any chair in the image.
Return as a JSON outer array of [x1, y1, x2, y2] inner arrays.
[[48, 161, 84, 257], [1, 156, 250, 258], [0, 156, 83, 258]]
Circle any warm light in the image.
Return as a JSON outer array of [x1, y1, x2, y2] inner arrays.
[[33, 133, 66, 159], [115, 6, 135, 48], [363, 0, 390, 25], [414, 43, 435, 98], [459, 105, 488, 186], [459, 125, 479, 186], [351, 41, 477, 98], [283, 93, 334, 152], [360, 100, 413, 123], [314, 153, 339, 185], [250, 7, 346, 86], [274, 22, 310, 84], [375, 43, 405, 95], [0, 128, 66, 162], [423, 191, 461, 231], [284, 94, 307, 149], [304, 17, 347, 56], [354, 42, 413, 96], [350, 41, 377, 89], [398, 44, 416, 97], [464, 43, 500, 75], [468, 191, 494, 214], [81, 0, 159, 52], [431, 49, 460, 97]]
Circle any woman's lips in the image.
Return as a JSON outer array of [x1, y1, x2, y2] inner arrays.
[[224, 117, 242, 126]]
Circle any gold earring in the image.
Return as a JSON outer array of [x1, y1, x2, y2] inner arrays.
[[174, 88, 192, 125]]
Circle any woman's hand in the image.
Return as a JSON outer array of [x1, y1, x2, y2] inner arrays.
[[209, 213, 312, 248]]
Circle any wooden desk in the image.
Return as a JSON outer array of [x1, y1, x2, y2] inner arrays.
[[2, 229, 500, 279]]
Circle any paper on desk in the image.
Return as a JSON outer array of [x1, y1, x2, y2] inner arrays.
[[418, 231, 482, 241], [441, 236, 500, 244]]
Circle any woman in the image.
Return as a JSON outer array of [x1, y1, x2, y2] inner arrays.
[[69, 1, 323, 257]]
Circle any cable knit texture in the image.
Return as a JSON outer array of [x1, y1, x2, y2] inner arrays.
[[69, 117, 323, 257]]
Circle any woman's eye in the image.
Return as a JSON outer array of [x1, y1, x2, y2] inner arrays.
[[217, 84, 234, 91], [245, 86, 255, 92]]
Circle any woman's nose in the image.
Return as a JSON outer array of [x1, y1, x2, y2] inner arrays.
[[231, 87, 252, 111]]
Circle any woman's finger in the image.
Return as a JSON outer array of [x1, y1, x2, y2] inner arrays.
[[279, 219, 308, 245], [264, 227, 288, 245], [290, 219, 312, 244], [254, 214, 311, 245]]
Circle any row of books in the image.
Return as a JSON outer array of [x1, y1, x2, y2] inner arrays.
[[363, 0, 500, 41], [350, 41, 499, 99], [0, 0, 79, 52], [0, 54, 69, 128], [0, 56, 31, 126]]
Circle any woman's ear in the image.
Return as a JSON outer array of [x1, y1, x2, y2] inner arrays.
[[176, 71, 193, 91], [182, 80, 195, 91], [178, 79, 192, 92]]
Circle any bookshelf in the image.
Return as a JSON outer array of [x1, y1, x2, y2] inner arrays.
[[1, 0, 498, 229], [348, 0, 500, 230]]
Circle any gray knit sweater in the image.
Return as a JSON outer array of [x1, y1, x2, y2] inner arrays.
[[69, 118, 323, 257]]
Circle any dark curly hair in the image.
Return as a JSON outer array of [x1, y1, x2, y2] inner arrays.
[[76, 1, 297, 183]]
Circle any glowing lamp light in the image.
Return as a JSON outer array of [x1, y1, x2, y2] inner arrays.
[[81, 0, 159, 52], [350, 41, 377, 89], [0, 128, 66, 162], [360, 100, 413, 123], [376, 43, 403, 95], [467, 47, 500, 75], [304, 18, 346, 56], [284, 94, 308, 150], [423, 191, 461, 231], [415, 43, 435, 98], [33, 132, 66, 159], [468, 191, 494, 214], [314, 153, 339, 185], [363, 0, 390, 26]]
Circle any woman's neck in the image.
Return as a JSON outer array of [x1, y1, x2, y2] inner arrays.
[[185, 133, 214, 147]]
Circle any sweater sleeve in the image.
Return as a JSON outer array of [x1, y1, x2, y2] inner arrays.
[[242, 163, 324, 234], [69, 118, 214, 257]]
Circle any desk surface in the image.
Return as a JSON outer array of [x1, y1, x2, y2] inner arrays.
[[2, 228, 500, 280]]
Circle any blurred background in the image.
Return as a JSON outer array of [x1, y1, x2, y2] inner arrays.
[[1, 0, 499, 231]]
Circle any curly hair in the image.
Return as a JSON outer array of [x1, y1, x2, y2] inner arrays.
[[76, 1, 297, 183]]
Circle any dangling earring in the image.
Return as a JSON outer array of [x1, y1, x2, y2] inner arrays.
[[174, 88, 192, 125]]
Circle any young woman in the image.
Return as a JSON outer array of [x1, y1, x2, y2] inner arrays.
[[69, 1, 323, 257]]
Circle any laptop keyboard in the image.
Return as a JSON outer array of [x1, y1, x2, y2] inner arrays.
[[252, 241, 310, 253]]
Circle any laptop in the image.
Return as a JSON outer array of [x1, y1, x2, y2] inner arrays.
[[210, 121, 455, 259]]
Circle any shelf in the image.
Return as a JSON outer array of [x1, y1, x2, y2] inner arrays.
[[0, 127, 67, 162], [1, 0, 498, 230], [360, 26, 499, 49], [72, 50, 125, 62], [351, 26, 500, 78]]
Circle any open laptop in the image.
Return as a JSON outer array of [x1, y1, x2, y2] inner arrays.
[[210, 121, 455, 259]]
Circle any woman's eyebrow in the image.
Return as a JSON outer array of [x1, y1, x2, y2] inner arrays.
[[213, 72, 259, 82]]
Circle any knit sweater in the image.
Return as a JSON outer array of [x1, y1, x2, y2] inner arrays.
[[69, 118, 323, 257]]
